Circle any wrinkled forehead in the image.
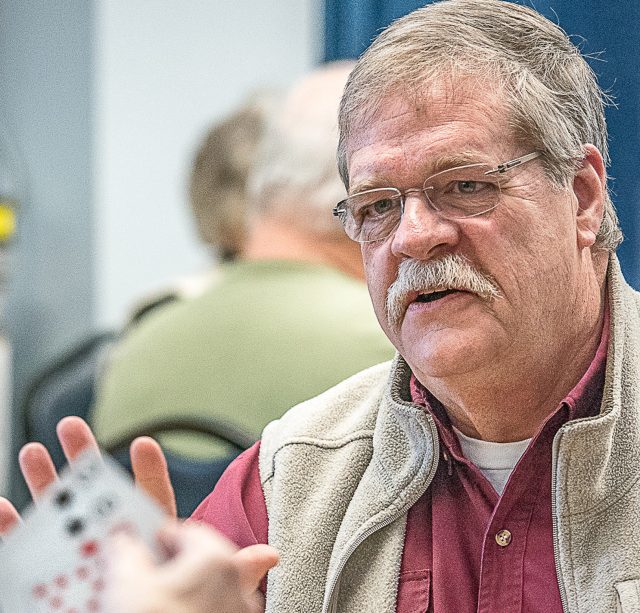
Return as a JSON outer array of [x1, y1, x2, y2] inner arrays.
[[344, 77, 517, 183]]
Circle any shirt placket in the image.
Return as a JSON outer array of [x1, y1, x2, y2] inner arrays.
[[475, 413, 555, 613], [476, 474, 541, 613]]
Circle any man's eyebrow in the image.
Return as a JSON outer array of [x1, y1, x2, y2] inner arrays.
[[349, 150, 490, 194], [348, 179, 390, 195], [427, 151, 490, 175], [348, 163, 397, 194]]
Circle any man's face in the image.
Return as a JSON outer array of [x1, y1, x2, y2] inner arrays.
[[346, 80, 591, 384]]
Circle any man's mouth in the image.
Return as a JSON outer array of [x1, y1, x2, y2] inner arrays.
[[414, 289, 460, 304]]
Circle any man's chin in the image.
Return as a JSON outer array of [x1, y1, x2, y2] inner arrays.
[[397, 327, 498, 379]]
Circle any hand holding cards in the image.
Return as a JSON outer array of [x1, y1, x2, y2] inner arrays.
[[0, 450, 166, 613], [0, 416, 278, 613], [103, 522, 278, 613]]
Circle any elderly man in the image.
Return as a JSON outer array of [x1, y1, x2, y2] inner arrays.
[[2, 1, 639, 612]]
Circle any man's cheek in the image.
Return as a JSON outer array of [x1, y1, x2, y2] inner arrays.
[[363, 258, 388, 307], [362, 262, 395, 336]]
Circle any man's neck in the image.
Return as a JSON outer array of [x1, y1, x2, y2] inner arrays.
[[432, 323, 604, 441], [242, 216, 365, 281]]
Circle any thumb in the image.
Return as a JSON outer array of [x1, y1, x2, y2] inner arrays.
[[106, 531, 156, 570], [104, 531, 156, 590], [233, 544, 279, 594]]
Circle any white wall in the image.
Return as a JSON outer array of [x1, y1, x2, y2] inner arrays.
[[0, 0, 96, 506], [93, 0, 322, 327]]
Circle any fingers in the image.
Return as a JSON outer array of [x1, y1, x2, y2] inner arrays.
[[57, 420, 177, 518], [162, 523, 278, 597], [157, 522, 238, 579], [130, 437, 177, 518], [112, 523, 274, 613], [158, 521, 237, 560], [18, 417, 99, 503], [105, 524, 262, 613], [233, 544, 279, 595], [0, 497, 21, 536], [11, 417, 98, 516], [20, 420, 177, 522], [56, 416, 101, 461], [18, 442, 58, 501]]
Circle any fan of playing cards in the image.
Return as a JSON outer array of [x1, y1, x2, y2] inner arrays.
[[0, 450, 167, 613]]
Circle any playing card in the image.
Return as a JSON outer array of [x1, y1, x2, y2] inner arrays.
[[0, 450, 167, 613]]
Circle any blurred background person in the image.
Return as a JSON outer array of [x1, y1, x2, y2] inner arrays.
[[190, 91, 277, 264], [89, 62, 394, 504], [123, 91, 277, 326]]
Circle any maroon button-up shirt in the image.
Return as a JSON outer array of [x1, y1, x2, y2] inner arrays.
[[192, 313, 608, 612]]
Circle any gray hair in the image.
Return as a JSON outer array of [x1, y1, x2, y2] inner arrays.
[[249, 62, 354, 237], [338, 0, 622, 251], [189, 90, 277, 260]]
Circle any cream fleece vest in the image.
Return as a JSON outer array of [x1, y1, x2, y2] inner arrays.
[[259, 255, 640, 613]]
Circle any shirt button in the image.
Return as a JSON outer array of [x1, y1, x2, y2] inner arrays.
[[495, 529, 512, 547]]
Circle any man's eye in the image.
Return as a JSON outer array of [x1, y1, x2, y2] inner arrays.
[[456, 180, 479, 194], [452, 180, 494, 195], [371, 199, 395, 214]]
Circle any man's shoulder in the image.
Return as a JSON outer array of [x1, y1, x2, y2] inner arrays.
[[610, 256, 640, 323], [259, 359, 395, 469], [624, 279, 640, 311]]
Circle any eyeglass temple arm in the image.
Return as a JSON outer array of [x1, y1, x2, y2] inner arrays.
[[485, 151, 541, 175]]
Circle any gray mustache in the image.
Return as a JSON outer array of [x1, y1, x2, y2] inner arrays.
[[385, 254, 501, 330]]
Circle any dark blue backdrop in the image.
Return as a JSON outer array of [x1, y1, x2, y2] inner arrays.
[[325, 0, 640, 288]]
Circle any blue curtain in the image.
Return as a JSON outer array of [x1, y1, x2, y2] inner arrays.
[[325, 1, 640, 288]]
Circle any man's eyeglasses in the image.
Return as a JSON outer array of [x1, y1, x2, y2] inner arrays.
[[332, 151, 542, 243]]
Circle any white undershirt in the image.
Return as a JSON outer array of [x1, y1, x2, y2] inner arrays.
[[452, 426, 532, 495]]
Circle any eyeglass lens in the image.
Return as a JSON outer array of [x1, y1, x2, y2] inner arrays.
[[341, 163, 502, 243]]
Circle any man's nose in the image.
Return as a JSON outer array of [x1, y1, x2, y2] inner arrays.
[[390, 191, 460, 259]]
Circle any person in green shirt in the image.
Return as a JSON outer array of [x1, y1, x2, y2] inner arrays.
[[90, 62, 394, 463]]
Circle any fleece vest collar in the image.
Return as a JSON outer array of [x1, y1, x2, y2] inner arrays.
[[552, 256, 640, 612]]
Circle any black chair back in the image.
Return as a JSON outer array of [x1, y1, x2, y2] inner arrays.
[[23, 332, 118, 468], [104, 416, 257, 518], [23, 337, 257, 517]]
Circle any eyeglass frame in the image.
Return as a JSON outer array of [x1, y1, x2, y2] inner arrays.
[[332, 151, 542, 243]]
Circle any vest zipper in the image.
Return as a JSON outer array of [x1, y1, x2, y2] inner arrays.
[[323, 417, 440, 613], [551, 431, 569, 613]]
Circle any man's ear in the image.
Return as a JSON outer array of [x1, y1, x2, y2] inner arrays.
[[573, 144, 605, 249]]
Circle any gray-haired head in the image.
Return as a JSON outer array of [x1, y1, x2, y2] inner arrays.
[[189, 90, 278, 261], [249, 61, 355, 238], [338, 0, 622, 251]]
